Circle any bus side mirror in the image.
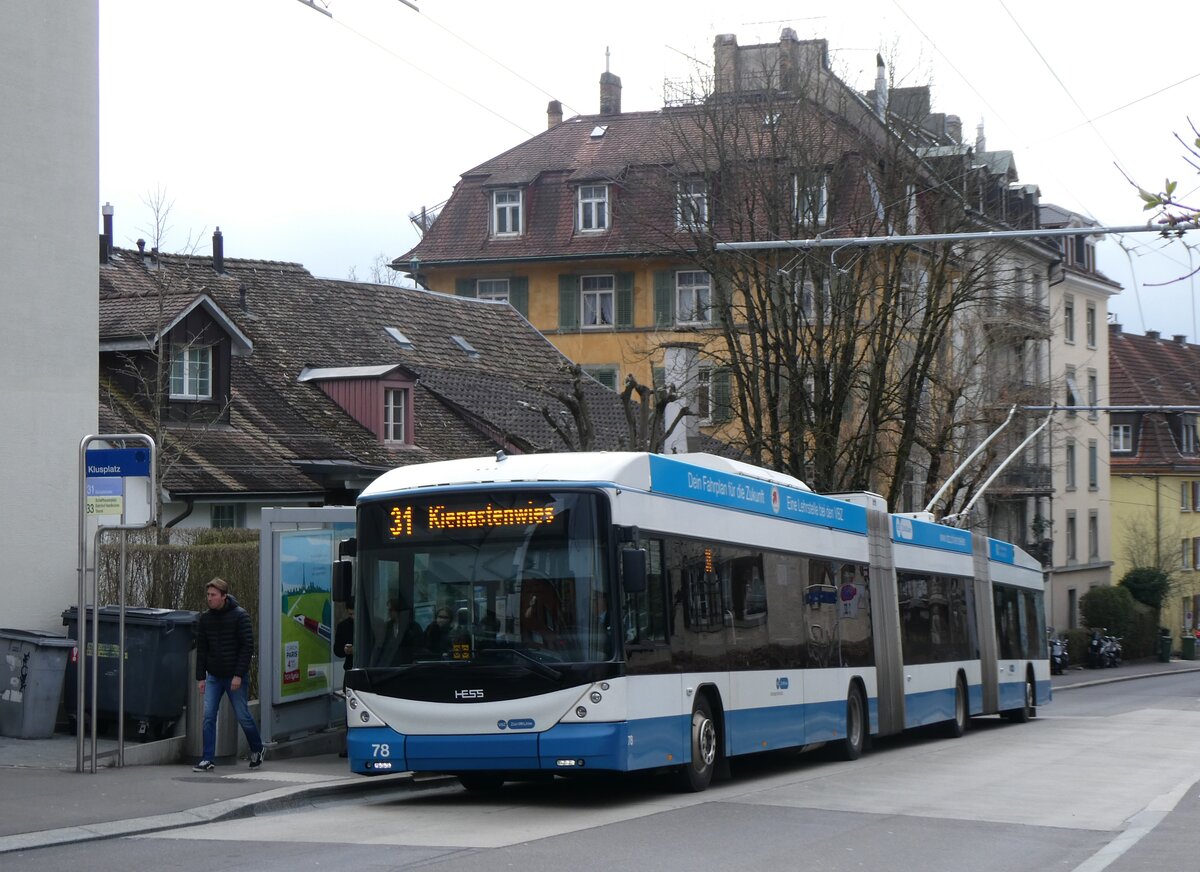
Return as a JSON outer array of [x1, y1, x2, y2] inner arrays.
[[332, 561, 353, 603], [338, 537, 357, 559], [621, 548, 647, 594]]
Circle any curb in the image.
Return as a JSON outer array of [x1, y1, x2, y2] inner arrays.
[[1052, 664, 1200, 691], [0, 770, 449, 855]]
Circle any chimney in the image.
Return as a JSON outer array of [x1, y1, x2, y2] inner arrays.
[[136, 238, 148, 267], [945, 115, 962, 144], [975, 120, 986, 153], [1146, 329, 1160, 340], [600, 71, 621, 115], [1174, 334, 1187, 345], [547, 99, 562, 128], [1109, 321, 1122, 337], [713, 34, 738, 94], [213, 227, 225, 274], [874, 54, 888, 121], [99, 202, 114, 264]]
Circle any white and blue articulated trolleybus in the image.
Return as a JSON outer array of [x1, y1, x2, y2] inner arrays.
[[337, 451, 1048, 791]]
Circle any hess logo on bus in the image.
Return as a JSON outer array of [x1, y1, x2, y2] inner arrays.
[[454, 688, 485, 700]]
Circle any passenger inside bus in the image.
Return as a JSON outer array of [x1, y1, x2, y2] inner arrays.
[[424, 607, 454, 655], [371, 597, 423, 665], [520, 576, 564, 647]]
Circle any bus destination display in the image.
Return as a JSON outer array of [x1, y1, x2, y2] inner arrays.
[[387, 500, 557, 539]]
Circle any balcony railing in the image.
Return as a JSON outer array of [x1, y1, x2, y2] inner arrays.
[[990, 464, 1053, 494], [978, 297, 1052, 340]]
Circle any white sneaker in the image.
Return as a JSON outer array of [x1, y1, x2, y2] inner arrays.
[[192, 759, 215, 772], [248, 749, 264, 769]]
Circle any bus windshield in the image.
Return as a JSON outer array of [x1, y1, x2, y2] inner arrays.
[[355, 490, 612, 667]]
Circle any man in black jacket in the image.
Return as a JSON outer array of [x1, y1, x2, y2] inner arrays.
[[193, 577, 265, 772]]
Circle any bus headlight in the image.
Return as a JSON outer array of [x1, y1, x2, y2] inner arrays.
[[576, 706, 588, 718], [590, 692, 602, 704]]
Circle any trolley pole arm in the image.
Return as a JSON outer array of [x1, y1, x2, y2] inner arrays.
[[943, 408, 1055, 528], [923, 405, 1017, 517]]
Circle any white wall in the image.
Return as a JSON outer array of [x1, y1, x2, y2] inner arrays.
[[0, 3, 99, 630]]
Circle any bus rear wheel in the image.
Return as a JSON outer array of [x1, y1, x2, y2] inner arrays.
[[675, 697, 717, 792], [834, 685, 866, 761], [941, 676, 968, 738], [1005, 675, 1036, 723]]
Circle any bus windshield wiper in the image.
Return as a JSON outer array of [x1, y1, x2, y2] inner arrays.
[[477, 647, 563, 682]]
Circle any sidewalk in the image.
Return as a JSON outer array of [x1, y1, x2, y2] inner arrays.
[[0, 730, 432, 855], [1050, 654, 1200, 690], [2, 658, 1197, 856]]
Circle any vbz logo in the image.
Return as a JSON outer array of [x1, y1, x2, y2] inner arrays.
[[454, 688, 485, 700], [775, 677, 789, 690]]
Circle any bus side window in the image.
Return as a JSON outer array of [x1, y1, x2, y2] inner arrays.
[[623, 539, 667, 644]]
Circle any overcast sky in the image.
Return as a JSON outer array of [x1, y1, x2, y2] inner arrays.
[[100, 0, 1200, 337]]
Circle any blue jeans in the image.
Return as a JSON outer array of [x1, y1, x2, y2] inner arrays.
[[202, 673, 263, 761]]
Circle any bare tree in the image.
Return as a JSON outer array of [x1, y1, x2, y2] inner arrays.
[[622, 45, 1042, 512], [348, 252, 409, 286], [532, 365, 689, 453]]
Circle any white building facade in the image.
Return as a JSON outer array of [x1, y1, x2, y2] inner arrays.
[[1042, 205, 1120, 630], [1, 3, 99, 630]]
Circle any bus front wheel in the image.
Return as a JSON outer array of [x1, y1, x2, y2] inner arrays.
[[675, 697, 718, 792], [458, 773, 505, 792]]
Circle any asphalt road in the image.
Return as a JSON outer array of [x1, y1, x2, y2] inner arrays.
[[8, 672, 1200, 872]]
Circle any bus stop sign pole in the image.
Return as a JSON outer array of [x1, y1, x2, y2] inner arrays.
[[76, 434, 157, 773]]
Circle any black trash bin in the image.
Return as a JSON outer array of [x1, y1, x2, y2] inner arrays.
[[62, 606, 198, 741]]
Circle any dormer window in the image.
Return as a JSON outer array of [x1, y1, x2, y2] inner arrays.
[[677, 179, 708, 229], [492, 189, 522, 236], [169, 344, 212, 399], [1182, 415, 1198, 454], [384, 387, 409, 442], [793, 171, 828, 227], [578, 185, 609, 232]]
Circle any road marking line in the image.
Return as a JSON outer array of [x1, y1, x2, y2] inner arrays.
[[1070, 774, 1198, 872]]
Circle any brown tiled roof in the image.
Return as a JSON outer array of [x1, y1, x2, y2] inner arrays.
[[1109, 328, 1200, 472], [399, 103, 872, 267], [99, 249, 635, 500]]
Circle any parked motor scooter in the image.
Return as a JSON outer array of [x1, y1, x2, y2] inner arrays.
[[1087, 628, 1108, 669], [1105, 634, 1123, 668], [1048, 629, 1069, 674]]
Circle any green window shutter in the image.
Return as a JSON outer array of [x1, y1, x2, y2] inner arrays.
[[711, 368, 733, 423], [455, 278, 476, 298], [616, 272, 634, 328], [508, 276, 529, 317], [585, 366, 619, 391], [653, 270, 675, 328], [558, 274, 579, 329], [652, 367, 665, 390]]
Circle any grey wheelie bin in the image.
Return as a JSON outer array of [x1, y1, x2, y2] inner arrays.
[[0, 628, 77, 738]]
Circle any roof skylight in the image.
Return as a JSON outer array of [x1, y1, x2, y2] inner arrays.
[[451, 335, 480, 358], [385, 326, 414, 349]]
